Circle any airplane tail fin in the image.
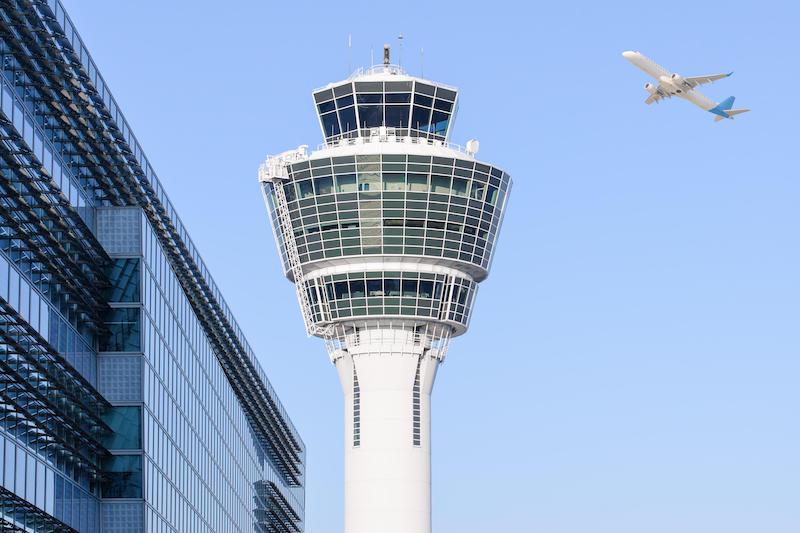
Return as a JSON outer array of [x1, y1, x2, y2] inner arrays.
[[718, 96, 736, 110]]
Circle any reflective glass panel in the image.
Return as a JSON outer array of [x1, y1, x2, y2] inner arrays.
[[105, 258, 140, 303], [100, 308, 141, 352], [102, 406, 142, 450], [102, 455, 142, 498]]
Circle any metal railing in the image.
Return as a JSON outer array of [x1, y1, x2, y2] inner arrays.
[[314, 131, 477, 157]]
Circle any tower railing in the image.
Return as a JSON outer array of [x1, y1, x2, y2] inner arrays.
[[315, 131, 478, 157]]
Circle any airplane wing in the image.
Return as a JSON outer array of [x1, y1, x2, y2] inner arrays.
[[645, 93, 664, 105], [645, 85, 672, 105], [683, 72, 733, 88]]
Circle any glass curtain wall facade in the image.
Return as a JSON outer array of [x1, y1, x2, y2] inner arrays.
[[0, 1, 304, 532]]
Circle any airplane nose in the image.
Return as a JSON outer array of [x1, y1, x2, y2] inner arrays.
[[622, 51, 637, 59]]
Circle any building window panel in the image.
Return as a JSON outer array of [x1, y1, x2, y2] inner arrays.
[[101, 308, 142, 352], [102, 455, 143, 498]]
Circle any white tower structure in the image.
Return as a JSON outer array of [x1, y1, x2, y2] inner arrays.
[[258, 47, 511, 533]]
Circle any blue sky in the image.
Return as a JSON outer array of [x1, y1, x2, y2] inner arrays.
[[64, 1, 799, 531]]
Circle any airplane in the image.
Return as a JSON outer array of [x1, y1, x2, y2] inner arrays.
[[622, 51, 749, 121]]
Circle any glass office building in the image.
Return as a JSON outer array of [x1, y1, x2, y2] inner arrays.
[[0, 1, 305, 532]]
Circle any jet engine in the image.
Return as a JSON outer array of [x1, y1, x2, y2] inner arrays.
[[670, 73, 683, 83], [644, 83, 658, 95]]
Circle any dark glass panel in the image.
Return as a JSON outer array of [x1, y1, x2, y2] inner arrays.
[[356, 93, 382, 104], [471, 181, 486, 201], [486, 185, 499, 205], [334, 282, 349, 299], [383, 173, 405, 191], [416, 83, 435, 96], [402, 280, 418, 297], [283, 182, 296, 202], [435, 87, 458, 101], [105, 259, 140, 303], [321, 112, 340, 137], [431, 176, 451, 194], [385, 279, 401, 297], [336, 95, 354, 107], [419, 280, 434, 299], [298, 179, 315, 199], [358, 105, 383, 128], [385, 81, 413, 91], [314, 176, 334, 195], [414, 94, 433, 107], [452, 177, 469, 197], [338, 106, 357, 132], [355, 81, 383, 92], [385, 93, 411, 103], [385, 105, 410, 128], [102, 406, 142, 450], [335, 174, 357, 192], [333, 83, 354, 97], [367, 280, 383, 296], [433, 99, 453, 112], [313, 89, 333, 103], [407, 174, 428, 192], [411, 106, 431, 131], [430, 110, 450, 135], [102, 455, 142, 498], [100, 308, 140, 352], [349, 280, 366, 298], [318, 100, 336, 113]]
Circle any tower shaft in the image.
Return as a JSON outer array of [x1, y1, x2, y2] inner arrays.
[[334, 328, 439, 533]]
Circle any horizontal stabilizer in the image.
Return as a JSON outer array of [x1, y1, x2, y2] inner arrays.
[[714, 108, 750, 121], [726, 108, 750, 117]]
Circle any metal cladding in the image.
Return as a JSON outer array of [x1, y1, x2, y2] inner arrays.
[[260, 59, 511, 533]]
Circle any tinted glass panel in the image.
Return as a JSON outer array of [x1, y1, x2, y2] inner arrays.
[[411, 106, 431, 131], [338, 107, 357, 132], [314, 176, 333, 195], [385, 93, 411, 103], [100, 308, 140, 352], [105, 259, 140, 303], [102, 406, 142, 450], [358, 105, 383, 128], [336, 95, 354, 107], [431, 110, 450, 135], [385, 106, 410, 128], [297, 179, 314, 199], [102, 455, 142, 498], [318, 100, 336, 113], [336, 175, 357, 192], [321, 112, 340, 137]]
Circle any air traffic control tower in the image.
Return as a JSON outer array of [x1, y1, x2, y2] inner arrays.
[[258, 46, 511, 533]]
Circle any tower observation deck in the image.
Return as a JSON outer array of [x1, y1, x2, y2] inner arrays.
[[258, 47, 511, 533]]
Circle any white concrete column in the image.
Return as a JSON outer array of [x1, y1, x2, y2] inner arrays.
[[334, 328, 440, 533]]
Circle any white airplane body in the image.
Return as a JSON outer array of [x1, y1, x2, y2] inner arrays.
[[622, 51, 749, 121]]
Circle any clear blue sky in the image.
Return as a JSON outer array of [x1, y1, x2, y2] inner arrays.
[[64, 1, 799, 531]]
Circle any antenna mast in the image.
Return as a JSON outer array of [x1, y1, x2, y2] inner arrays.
[[398, 33, 403, 66]]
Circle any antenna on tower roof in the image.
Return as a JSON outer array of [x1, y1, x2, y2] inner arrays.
[[383, 44, 390, 66], [347, 34, 352, 75], [398, 33, 403, 66]]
